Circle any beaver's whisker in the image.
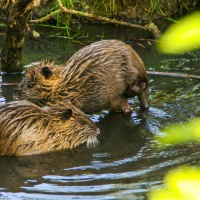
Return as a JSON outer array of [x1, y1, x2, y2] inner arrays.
[[87, 135, 100, 148]]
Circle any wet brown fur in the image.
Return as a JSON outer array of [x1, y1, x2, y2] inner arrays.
[[14, 40, 149, 114], [0, 100, 100, 156]]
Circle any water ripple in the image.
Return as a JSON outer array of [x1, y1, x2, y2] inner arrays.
[[42, 153, 197, 184]]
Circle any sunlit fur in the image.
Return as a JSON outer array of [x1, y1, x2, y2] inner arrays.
[[14, 40, 149, 113], [0, 100, 100, 156]]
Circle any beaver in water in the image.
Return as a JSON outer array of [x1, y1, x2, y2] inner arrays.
[[0, 100, 100, 156], [14, 40, 149, 114]]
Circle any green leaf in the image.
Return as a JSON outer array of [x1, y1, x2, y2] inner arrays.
[[148, 166, 200, 200], [157, 12, 200, 54], [154, 118, 200, 146]]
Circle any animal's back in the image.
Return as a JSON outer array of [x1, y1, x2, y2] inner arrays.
[[13, 40, 149, 114], [61, 40, 148, 113], [65, 40, 146, 80]]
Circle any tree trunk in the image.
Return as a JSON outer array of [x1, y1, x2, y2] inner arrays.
[[1, 0, 40, 73]]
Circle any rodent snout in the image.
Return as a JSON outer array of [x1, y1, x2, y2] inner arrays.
[[14, 88, 21, 95], [13, 88, 22, 100]]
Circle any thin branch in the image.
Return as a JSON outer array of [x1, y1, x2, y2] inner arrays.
[[56, 0, 160, 37], [147, 71, 200, 79], [0, 82, 19, 86], [29, 9, 61, 23], [18, 60, 200, 80], [30, 0, 161, 37]]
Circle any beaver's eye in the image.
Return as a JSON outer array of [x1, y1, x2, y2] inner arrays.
[[62, 109, 73, 121], [28, 83, 34, 88]]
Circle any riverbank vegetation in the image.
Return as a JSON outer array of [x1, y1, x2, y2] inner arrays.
[[1, 0, 198, 33], [0, 0, 198, 72]]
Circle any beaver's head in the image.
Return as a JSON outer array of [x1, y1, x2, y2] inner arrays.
[[44, 101, 100, 150], [13, 62, 63, 104], [0, 100, 100, 156]]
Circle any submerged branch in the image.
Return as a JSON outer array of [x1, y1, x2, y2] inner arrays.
[[0, 82, 19, 86], [21, 61, 200, 80], [147, 71, 200, 79]]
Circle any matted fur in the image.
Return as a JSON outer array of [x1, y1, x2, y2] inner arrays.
[[14, 40, 149, 113], [0, 100, 100, 156]]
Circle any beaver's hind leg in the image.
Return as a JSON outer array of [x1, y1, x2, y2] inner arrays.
[[138, 89, 149, 109], [125, 82, 149, 110]]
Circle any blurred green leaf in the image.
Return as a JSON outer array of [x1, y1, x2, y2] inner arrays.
[[149, 166, 200, 200], [154, 118, 200, 146], [157, 12, 200, 54]]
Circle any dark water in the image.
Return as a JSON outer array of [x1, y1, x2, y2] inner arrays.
[[0, 25, 200, 200]]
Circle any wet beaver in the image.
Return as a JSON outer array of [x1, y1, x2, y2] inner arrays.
[[0, 100, 100, 156], [14, 40, 149, 114]]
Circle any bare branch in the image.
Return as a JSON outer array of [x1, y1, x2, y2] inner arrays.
[[147, 71, 200, 79], [57, 0, 161, 37], [29, 9, 61, 23]]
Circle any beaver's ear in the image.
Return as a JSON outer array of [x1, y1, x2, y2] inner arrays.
[[62, 109, 73, 121], [41, 66, 52, 79]]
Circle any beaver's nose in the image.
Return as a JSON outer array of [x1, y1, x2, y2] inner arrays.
[[13, 89, 22, 100]]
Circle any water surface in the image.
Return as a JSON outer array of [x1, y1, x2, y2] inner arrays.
[[0, 24, 200, 199]]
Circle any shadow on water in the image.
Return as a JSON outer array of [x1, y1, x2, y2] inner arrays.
[[0, 24, 200, 199]]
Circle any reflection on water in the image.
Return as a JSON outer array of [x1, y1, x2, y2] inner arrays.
[[0, 25, 200, 199]]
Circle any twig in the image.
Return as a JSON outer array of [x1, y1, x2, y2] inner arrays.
[[1, 71, 199, 87], [147, 71, 200, 79], [30, 0, 161, 37], [1, 71, 198, 88], [0, 82, 19, 86], [20, 60, 200, 80], [29, 10, 61, 23], [58, 0, 160, 37]]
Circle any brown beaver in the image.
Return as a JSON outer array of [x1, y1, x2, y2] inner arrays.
[[14, 40, 149, 114], [0, 100, 100, 156]]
